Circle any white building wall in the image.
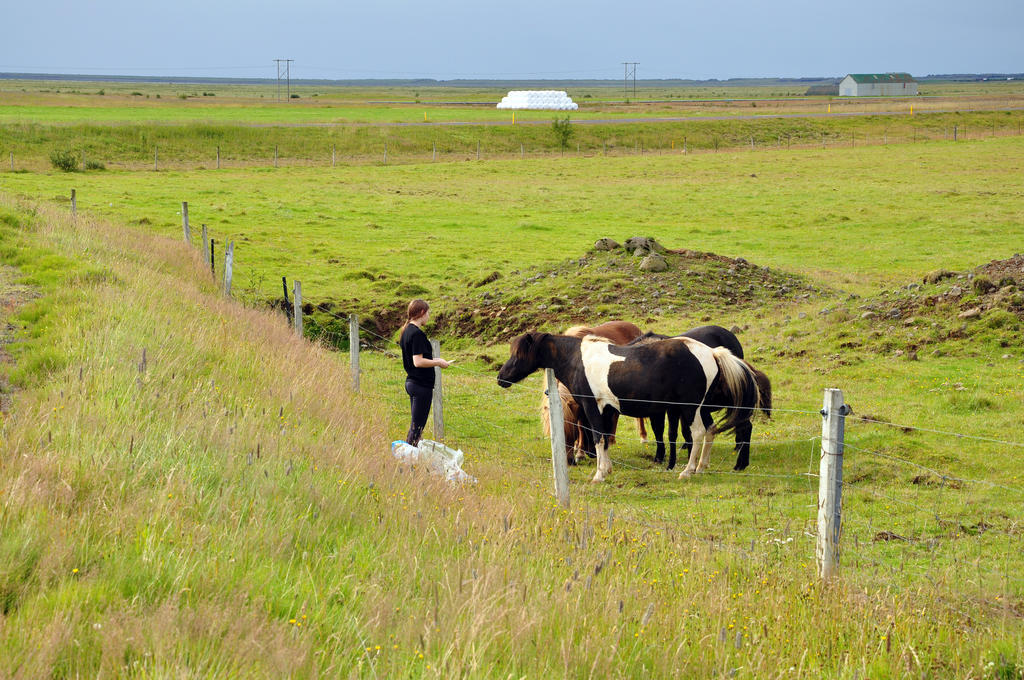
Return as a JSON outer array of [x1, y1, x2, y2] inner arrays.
[[839, 78, 919, 97]]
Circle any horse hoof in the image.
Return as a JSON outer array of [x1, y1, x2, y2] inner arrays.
[[678, 470, 693, 479], [591, 475, 604, 484]]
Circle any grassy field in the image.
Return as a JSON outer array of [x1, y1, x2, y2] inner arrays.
[[1, 92, 1023, 677], [3, 79, 1023, 172], [3, 136, 1023, 307]]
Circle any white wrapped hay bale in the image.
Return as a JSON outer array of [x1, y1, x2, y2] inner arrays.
[[497, 90, 578, 111]]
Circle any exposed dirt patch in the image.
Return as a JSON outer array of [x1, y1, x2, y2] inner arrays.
[[975, 252, 1024, 287]]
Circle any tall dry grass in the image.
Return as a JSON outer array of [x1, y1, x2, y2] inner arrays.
[[0, 195, 1020, 678]]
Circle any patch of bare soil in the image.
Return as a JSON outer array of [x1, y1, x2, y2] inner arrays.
[[0, 265, 39, 415], [976, 252, 1024, 287]]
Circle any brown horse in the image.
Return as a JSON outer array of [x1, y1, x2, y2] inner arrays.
[[540, 321, 646, 464]]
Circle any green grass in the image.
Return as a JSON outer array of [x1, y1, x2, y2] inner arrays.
[[3, 136, 1023, 313], [1, 122, 1023, 677], [1, 110, 1022, 171]]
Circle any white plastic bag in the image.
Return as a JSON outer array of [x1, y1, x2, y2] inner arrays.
[[390, 439, 476, 484]]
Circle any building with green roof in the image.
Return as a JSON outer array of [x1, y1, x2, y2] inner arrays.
[[839, 73, 918, 97]]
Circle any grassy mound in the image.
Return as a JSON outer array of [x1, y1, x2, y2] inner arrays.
[[294, 240, 832, 349], [432, 244, 830, 344]]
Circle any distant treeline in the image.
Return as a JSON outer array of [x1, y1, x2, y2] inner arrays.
[[6, 72, 1012, 88], [0, 72, 840, 87]]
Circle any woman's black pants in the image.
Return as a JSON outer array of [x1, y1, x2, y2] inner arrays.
[[404, 379, 434, 446]]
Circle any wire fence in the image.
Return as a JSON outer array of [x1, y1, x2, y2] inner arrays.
[[335, 308, 1022, 590], [10, 110, 1024, 173], [63, 189, 1024, 590]]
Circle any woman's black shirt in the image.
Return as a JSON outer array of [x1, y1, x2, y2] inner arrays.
[[400, 324, 434, 388]]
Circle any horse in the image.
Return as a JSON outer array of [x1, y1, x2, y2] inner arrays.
[[540, 321, 646, 464], [630, 326, 773, 471], [540, 380, 589, 465], [498, 332, 760, 482]]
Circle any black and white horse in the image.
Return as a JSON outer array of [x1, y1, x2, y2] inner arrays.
[[631, 326, 773, 471], [497, 332, 760, 482]]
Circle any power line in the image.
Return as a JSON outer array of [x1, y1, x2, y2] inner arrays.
[[274, 59, 293, 102], [622, 62, 638, 99]]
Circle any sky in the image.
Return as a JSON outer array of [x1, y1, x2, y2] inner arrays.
[[2, 0, 1022, 81]]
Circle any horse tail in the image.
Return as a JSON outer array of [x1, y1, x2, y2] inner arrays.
[[751, 367, 773, 420], [541, 381, 580, 438], [540, 391, 552, 438], [710, 347, 759, 435]]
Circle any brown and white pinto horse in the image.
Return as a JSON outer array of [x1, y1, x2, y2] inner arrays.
[[631, 326, 773, 471], [540, 321, 646, 464], [499, 332, 760, 482]]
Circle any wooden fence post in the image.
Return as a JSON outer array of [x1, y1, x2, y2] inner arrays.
[[216, 146, 220, 169], [293, 280, 302, 336], [432, 142, 437, 162], [281, 276, 292, 324], [384, 141, 388, 165], [223, 241, 234, 296], [70, 189, 76, 217], [332, 144, 336, 167], [181, 201, 190, 244], [546, 368, 570, 508], [431, 339, 444, 440], [209, 239, 215, 277], [817, 387, 849, 580], [274, 146, 279, 168], [349, 314, 360, 392], [201, 224, 209, 266]]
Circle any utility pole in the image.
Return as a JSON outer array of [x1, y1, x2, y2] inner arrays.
[[622, 62, 638, 100], [274, 59, 294, 102]]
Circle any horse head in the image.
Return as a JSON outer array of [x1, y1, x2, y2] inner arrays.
[[497, 332, 550, 387]]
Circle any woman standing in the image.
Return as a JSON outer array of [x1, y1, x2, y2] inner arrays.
[[399, 299, 450, 446]]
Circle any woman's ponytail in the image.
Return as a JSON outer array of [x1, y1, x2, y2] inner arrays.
[[399, 299, 430, 335]]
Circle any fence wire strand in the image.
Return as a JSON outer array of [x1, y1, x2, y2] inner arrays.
[[843, 441, 1024, 496], [299, 300, 1024, 526]]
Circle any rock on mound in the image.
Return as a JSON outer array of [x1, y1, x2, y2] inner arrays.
[[976, 253, 1024, 287]]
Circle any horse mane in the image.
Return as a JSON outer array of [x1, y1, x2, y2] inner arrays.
[[627, 331, 669, 346], [563, 325, 592, 338], [580, 334, 613, 346], [510, 332, 539, 361], [540, 381, 577, 437], [565, 321, 642, 345]]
